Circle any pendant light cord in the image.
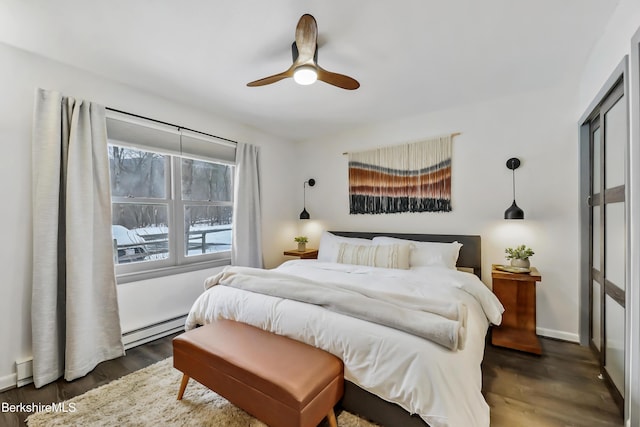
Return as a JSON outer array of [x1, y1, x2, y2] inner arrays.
[[303, 181, 307, 208], [512, 168, 516, 201]]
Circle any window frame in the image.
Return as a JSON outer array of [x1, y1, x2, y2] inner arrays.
[[106, 113, 235, 284], [173, 156, 235, 266]]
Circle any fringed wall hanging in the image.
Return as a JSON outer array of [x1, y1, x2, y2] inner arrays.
[[348, 134, 453, 214]]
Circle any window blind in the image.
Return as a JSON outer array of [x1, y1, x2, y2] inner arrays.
[[106, 110, 236, 163]]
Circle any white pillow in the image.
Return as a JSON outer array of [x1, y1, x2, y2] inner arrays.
[[372, 236, 462, 269], [336, 243, 411, 269], [317, 231, 374, 263]]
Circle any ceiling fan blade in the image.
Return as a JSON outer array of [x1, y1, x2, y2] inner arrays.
[[246, 68, 294, 87], [247, 14, 359, 90], [317, 67, 360, 90], [294, 14, 318, 65]]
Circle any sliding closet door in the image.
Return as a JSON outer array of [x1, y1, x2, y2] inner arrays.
[[588, 78, 627, 411]]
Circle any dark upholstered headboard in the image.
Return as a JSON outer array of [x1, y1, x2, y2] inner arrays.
[[329, 231, 482, 278]]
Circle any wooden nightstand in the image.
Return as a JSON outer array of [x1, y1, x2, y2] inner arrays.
[[491, 264, 542, 355], [283, 248, 319, 259]]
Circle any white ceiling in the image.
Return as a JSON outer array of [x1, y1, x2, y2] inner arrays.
[[0, 0, 619, 142]]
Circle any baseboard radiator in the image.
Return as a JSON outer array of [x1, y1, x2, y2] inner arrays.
[[14, 359, 32, 388], [12, 315, 186, 388], [122, 314, 187, 350]]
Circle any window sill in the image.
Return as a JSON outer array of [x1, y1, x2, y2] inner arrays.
[[116, 258, 231, 285]]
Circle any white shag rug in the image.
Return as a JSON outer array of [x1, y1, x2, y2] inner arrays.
[[26, 358, 378, 427]]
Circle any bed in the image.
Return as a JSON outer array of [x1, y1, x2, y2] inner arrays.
[[185, 231, 503, 427]]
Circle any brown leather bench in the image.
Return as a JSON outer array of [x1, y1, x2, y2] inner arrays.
[[173, 320, 344, 427]]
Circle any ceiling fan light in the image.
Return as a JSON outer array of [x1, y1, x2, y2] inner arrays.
[[293, 65, 317, 85]]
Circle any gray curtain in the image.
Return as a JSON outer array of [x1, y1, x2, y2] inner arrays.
[[31, 88, 124, 388], [231, 142, 263, 268]]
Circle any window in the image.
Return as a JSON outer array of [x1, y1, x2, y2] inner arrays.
[[106, 112, 236, 281]]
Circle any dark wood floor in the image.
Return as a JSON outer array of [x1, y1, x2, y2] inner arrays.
[[483, 337, 623, 426], [0, 334, 623, 426]]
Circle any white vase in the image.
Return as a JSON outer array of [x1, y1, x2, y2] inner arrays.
[[510, 258, 530, 268], [297, 242, 306, 252]]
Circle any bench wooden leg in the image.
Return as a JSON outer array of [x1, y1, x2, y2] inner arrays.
[[177, 374, 190, 400], [327, 408, 338, 427]]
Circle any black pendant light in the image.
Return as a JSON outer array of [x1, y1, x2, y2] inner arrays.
[[299, 179, 316, 220], [504, 158, 524, 220]]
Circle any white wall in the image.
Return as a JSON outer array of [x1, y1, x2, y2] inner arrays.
[[297, 83, 581, 341], [579, 0, 640, 113], [0, 42, 298, 389]]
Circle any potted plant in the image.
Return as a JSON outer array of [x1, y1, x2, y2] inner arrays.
[[505, 244, 534, 268], [294, 236, 309, 252]]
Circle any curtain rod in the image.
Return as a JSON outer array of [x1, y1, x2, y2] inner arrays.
[[105, 107, 239, 145], [342, 132, 461, 155]]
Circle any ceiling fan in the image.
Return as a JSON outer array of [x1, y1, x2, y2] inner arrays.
[[246, 14, 360, 90]]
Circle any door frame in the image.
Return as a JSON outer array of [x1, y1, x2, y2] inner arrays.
[[579, 55, 629, 416], [628, 25, 640, 427]]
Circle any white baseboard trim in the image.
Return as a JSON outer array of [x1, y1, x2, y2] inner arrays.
[[537, 327, 579, 343], [122, 314, 187, 350], [0, 373, 17, 392], [0, 358, 32, 390]]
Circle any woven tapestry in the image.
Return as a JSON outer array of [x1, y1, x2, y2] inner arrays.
[[348, 135, 452, 214]]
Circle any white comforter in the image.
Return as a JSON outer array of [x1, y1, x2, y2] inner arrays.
[[185, 260, 504, 427]]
